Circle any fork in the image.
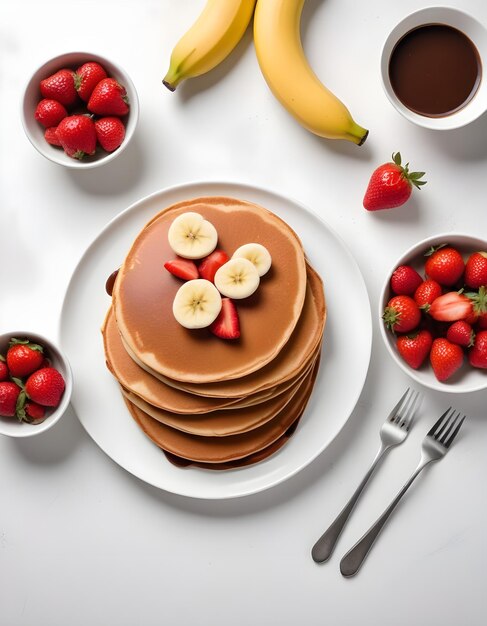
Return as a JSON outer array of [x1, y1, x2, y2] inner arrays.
[[340, 407, 466, 577], [312, 388, 422, 563]]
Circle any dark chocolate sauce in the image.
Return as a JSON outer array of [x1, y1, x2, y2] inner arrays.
[[389, 23, 481, 117], [105, 269, 120, 296]]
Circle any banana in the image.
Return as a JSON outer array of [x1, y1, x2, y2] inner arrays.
[[163, 0, 257, 91], [253, 0, 368, 145], [214, 258, 260, 299], [168, 212, 218, 259], [172, 279, 222, 329], [232, 243, 272, 276]]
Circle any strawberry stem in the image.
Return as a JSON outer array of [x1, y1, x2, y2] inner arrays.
[[392, 151, 427, 190]]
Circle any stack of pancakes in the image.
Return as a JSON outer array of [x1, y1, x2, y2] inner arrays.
[[102, 197, 326, 469]]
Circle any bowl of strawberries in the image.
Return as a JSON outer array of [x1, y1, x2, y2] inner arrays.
[[380, 233, 487, 393], [22, 52, 138, 168], [0, 332, 73, 437]]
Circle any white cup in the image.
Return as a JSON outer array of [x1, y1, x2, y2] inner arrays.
[[381, 7, 487, 130]]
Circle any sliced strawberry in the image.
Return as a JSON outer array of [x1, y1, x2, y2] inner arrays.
[[428, 292, 473, 322], [164, 258, 199, 281], [199, 250, 230, 283], [210, 298, 240, 340]]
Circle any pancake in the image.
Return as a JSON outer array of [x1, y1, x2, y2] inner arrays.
[[119, 353, 318, 437], [121, 263, 325, 399], [103, 305, 318, 413], [113, 197, 307, 383], [123, 359, 319, 464]]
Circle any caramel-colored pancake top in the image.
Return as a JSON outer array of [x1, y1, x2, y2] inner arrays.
[[123, 359, 319, 464], [121, 263, 326, 399], [113, 197, 307, 383]]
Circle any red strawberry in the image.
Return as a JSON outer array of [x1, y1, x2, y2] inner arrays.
[[199, 250, 230, 283], [0, 359, 8, 382], [396, 330, 433, 369], [464, 252, 487, 289], [6, 339, 44, 378], [0, 381, 21, 417], [88, 78, 129, 116], [56, 115, 97, 159], [429, 291, 472, 322], [425, 245, 464, 286], [24, 402, 46, 422], [383, 295, 421, 333], [34, 99, 67, 128], [45, 127, 62, 146], [390, 265, 423, 295], [74, 61, 108, 102], [430, 338, 464, 382], [478, 312, 487, 329], [94, 117, 125, 152], [25, 367, 65, 407], [40, 69, 78, 107], [469, 330, 487, 368], [210, 298, 240, 339], [446, 321, 475, 347], [414, 279, 442, 311], [363, 152, 426, 211], [164, 258, 199, 281]]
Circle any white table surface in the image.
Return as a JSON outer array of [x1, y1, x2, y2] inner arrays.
[[1, 1, 486, 624]]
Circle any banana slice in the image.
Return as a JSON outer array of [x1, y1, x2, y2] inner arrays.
[[172, 279, 222, 329], [168, 212, 218, 259], [232, 243, 272, 277], [214, 258, 260, 299]]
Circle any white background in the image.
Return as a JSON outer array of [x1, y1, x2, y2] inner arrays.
[[1, 0, 487, 624]]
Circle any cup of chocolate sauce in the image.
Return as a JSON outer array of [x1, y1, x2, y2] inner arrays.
[[381, 7, 487, 130]]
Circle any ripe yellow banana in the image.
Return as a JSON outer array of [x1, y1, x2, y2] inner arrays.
[[254, 0, 368, 145], [163, 0, 257, 91]]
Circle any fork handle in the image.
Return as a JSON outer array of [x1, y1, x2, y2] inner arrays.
[[340, 461, 430, 577], [312, 445, 389, 563]]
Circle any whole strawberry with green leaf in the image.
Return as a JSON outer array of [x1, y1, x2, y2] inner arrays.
[[363, 152, 426, 211], [6, 338, 44, 377]]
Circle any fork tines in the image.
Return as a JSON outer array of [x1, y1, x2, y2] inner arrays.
[[428, 407, 466, 448], [389, 387, 422, 429]]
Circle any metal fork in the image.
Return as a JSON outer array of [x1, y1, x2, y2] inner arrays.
[[312, 388, 421, 563], [340, 407, 466, 577]]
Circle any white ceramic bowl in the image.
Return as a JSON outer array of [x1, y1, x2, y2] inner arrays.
[[379, 233, 487, 393], [0, 332, 73, 437], [381, 7, 487, 130], [21, 51, 139, 169]]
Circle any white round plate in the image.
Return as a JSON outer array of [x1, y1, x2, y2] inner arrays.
[[59, 182, 372, 499]]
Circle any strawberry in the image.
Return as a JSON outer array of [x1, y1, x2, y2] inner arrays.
[[94, 117, 125, 152], [87, 78, 129, 116], [464, 252, 487, 289], [56, 115, 97, 160], [390, 265, 423, 295], [0, 381, 21, 417], [469, 330, 487, 368], [34, 99, 67, 128], [429, 291, 473, 322], [210, 298, 240, 339], [45, 127, 62, 146], [414, 279, 442, 311], [199, 250, 230, 283], [396, 330, 433, 369], [425, 245, 464, 286], [74, 61, 108, 102], [6, 338, 44, 378], [446, 321, 475, 347], [164, 258, 199, 281], [478, 312, 487, 330], [430, 338, 464, 382], [40, 69, 78, 107], [0, 359, 8, 382], [363, 152, 426, 211], [383, 295, 421, 333], [25, 367, 65, 407], [24, 402, 46, 422]]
